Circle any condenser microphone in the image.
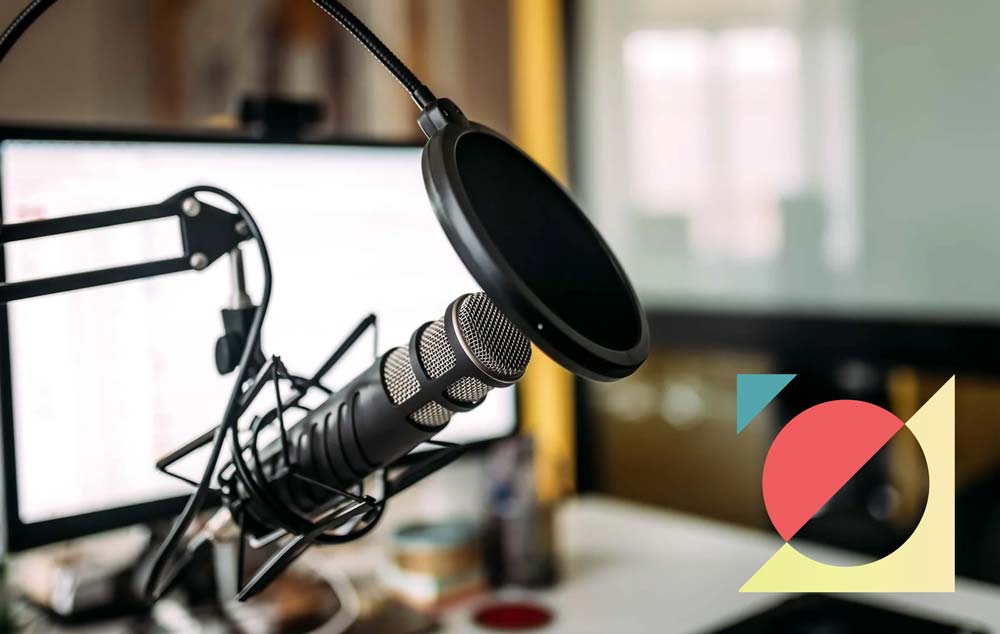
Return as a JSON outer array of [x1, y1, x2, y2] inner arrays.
[[223, 292, 531, 537]]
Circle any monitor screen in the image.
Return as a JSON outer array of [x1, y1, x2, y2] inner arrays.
[[0, 134, 517, 532]]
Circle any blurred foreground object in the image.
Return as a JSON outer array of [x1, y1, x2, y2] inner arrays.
[[11, 528, 151, 620], [708, 594, 987, 633], [484, 437, 558, 588], [473, 600, 554, 630], [382, 519, 485, 609], [0, 557, 12, 631]]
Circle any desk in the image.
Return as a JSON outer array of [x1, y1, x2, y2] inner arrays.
[[435, 495, 1000, 633], [21, 495, 1000, 633]]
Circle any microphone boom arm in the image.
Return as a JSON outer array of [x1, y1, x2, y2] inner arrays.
[[0, 188, 252, 303]]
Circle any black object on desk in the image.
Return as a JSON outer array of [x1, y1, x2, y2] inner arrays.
[[708, 594, 988, 634]]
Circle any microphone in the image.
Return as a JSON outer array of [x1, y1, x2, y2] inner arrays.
[[221, 292, 532, 538]]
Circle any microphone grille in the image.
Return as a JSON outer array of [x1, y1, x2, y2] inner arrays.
[[383, 347, 420, 405], [410, 401, 452, 427], [446, 376, 491, 403], [456, 293, 532, 380], [418, 319, 456, 379], [382, 293, 530, 429], [383, 347, 453, 428]]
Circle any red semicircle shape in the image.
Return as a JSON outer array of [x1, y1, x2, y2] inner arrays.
[[762, 399, 904, 541]]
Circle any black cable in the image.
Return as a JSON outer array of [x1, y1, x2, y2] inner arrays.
[[0, 0, 55, 65], [231, 389, 315, 536], [143, 186, 273, 602], [0, 0, 436, 110]]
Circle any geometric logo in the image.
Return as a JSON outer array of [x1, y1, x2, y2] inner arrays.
[[737, 375, 955, 592]]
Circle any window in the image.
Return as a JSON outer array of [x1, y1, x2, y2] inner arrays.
[[623, 27, 803, 262]]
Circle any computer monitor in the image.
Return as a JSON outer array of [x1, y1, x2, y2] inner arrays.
[[0, 127, 518, 551]]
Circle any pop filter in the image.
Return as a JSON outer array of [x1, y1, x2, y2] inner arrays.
[[419, 100, 649, 381]]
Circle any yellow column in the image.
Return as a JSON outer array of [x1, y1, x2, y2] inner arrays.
[[509, 0, 575, 503]]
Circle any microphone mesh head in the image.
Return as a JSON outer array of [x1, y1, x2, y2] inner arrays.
[[419, 318, 491, 405], [446, 376, 491, 403], [418, 317, 496, 405], [384, 348, 420, 405], [456, 293, 532, 380], [409, 401, 452, 427], [382, 292, 530, 429], [418, 319, 456, 379], [383, 346, 453, 428]]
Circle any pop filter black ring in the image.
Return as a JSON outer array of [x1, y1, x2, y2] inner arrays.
[[421, 116, 649, 381]]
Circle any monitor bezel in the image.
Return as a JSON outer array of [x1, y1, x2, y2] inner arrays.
[[0, 124, 519, 552]]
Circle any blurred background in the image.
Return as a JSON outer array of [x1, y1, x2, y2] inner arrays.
[[574, 0, 1000, 577], [2, 0, 1000, 632], [0, 0, 512, 136]]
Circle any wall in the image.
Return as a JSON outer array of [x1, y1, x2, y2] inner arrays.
[[856, 0, 1000, 314], [0, 0, 512, 138], [0, 0, 154, 125]]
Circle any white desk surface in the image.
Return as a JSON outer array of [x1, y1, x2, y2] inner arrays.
[[437, 495, 1000, 633]]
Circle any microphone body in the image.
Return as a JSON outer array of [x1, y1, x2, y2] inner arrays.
[[225, 293, 530, 537]]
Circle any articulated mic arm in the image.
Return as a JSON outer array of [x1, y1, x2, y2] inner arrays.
[[0, 188, 251, 303]]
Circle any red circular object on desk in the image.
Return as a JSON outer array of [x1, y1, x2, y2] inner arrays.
[[473, 601, 554, 630]]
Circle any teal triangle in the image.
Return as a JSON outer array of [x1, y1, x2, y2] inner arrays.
[[737, 374, 796, 434]]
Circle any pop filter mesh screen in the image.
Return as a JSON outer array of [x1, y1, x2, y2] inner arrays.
[[454, 131, 640, 352]]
